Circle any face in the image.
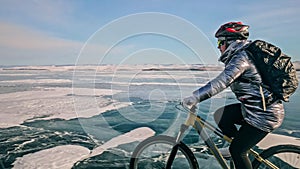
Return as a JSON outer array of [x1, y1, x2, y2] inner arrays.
[[217, 40, 227, 54], [219, 43, 227, 54]]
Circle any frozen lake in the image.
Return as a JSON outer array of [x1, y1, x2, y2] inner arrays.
[[0, 65, 299, 168]]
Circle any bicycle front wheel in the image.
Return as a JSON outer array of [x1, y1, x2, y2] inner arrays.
[[130, 135, 199, 169], [252, 144, 300, 169]]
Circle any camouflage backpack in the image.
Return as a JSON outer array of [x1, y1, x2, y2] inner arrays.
[[244, 40, 298, 102]]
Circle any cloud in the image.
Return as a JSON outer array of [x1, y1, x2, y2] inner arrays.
[[0, 22, 79, 50], [0, 22, 80, 65], [0, 22, 134, 65], [0, 0, 74, 26], [239, 2, 299, 38]]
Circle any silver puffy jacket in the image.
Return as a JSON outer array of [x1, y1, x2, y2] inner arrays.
[[193, 40, 284, 132]]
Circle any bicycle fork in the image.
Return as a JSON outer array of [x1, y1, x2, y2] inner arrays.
[[166, 108, 230, 169], [165, 107, 197, 169], [165, 122, 190, 168]]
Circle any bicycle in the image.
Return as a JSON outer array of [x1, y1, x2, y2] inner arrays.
[[130, 103, 300, 169]]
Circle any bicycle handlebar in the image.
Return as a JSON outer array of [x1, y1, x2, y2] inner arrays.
[[177, 102, 197, 114]]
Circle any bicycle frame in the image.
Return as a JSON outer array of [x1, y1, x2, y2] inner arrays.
[[166, 105, 279, 169]]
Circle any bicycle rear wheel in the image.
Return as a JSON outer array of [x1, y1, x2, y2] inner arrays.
[[130, 135, 199, 169], [252, 144, 300, 169]]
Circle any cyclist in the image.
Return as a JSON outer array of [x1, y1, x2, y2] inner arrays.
[[183, 22, 285, 169]]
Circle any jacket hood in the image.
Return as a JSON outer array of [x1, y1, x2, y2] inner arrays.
[[219, 40, 249, 64]]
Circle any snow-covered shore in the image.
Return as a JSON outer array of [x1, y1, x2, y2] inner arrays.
[[2, 62, 300, 71]]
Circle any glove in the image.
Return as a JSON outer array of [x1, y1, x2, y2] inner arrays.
[[182, 95, 199, 107]]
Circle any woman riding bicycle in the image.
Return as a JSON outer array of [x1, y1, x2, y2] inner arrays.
[[183, 22, 285, 169]]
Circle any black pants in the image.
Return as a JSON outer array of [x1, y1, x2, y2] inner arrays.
[[214, 103, 268, 169]]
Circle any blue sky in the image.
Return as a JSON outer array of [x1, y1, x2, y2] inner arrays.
[[0, 0, 299, 65]]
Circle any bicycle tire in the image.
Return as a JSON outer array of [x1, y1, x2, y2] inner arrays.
[[252, 144, 300, 169], [130, 135, 199, 169]]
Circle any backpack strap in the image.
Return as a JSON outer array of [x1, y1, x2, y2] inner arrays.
[[259, 85, 267, 111], [238, 77, 267, 111]]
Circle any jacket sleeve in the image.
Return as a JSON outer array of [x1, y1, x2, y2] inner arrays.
[[193, 54, 250, 102]]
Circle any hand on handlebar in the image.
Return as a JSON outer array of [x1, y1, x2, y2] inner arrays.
[[182, 95, 199, 107], [183, 95, 198, 106]]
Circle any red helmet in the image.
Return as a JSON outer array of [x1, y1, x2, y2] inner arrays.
[[215, 22, 249, 40]]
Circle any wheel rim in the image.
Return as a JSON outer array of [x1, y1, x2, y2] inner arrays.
[[132, 139, 195, 169], [136, 142, 193, 168], [256, 151, 300, 169]]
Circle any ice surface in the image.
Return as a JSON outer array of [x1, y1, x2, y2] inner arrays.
[[1, 64, 223, 72], [258, 133, 300, 168], [89, 127, 155, 158], [258, 133, 300, 148], [12, 127, 155, 169], [0, 87, 129, 128], [13, 145, 90, 169], [1, 65, 299, 168], [0, 79, 72, 84]]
